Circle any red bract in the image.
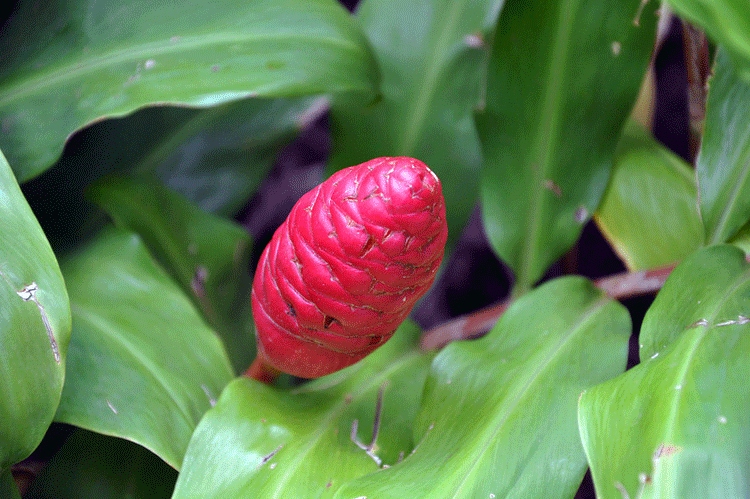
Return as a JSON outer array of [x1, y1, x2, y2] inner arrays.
[[251, 156, 448, 378]]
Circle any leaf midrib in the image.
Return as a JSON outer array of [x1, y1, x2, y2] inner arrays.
[[706, 142, 750, 244], [517, 0, 576, 293], [450, 295, 610, 497], [269, 348, 424, 498], [0, 33, 364, 106], [397, 1, 465, 156]]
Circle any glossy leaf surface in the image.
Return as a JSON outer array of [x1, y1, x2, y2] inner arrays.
[[25, 429, 177, 499], [667, 0, 750, 79], [697, 47, 750, 244], [87, 174, 255, 374], [56, 229, 234, 469], [579, 245, 750, 499], [0, 0, 377, 181], [328, 0, 504, 249], [172, 321, 432, 498], [0, 150, 71, 470], [477, 0, 657, 292], [595, 124, 703, 270], [335, 277, 630, 498]]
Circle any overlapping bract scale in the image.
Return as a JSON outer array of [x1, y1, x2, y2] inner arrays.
[[251, 157, 447, 378]]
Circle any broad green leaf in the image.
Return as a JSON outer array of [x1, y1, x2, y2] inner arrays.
[[21, 96, 314, 253], [667, 0, 750, 80], [639, 245, 748, 360], [328, 0, 504, 250], [335, 277, 630, 498], [87, 174, 255, 374], [0, 0, 378, 181], [0, 150, 71, 470], [57, 228, 234, 469], [579, 245, 750, 499], [697, 47, 750, 244], [477, 0, 658, 293], [172, 321, 433, 498], [595, 123, 703, 270], [24, 429, 177, 499]]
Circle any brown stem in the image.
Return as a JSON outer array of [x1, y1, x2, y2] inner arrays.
[[420, 263, 676, 351], [243, 357, 282, 385]]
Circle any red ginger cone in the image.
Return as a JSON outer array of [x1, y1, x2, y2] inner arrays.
[[250, 156, 447, 378]]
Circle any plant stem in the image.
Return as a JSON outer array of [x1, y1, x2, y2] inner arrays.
[[420, 263, 676, 351], [243, 357, 282, 385]]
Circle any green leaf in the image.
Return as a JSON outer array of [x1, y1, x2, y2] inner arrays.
[[0, 469, 21, 499], [0, 150, 71, 470], [0, 0, 378, 181], [56, 228, 234, 469], [24, 429, 177, 499], [22, 96, 314, 253], [144, 97, 322, 216], [666, 0, 750, 80], [697, 47, 750, 244], [639, 245, 748, 360], [477, 0, 658, 293], [595, 123, 703, 270], [87, 174, 255, 374], [729, 218, 750, 255], [328, 0, 504, 250], [172, 321, 433, 498], [579, 245, 750, 499], [335, 277, 631, 498]]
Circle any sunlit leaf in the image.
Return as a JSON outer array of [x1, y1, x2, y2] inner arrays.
[[87, 173, 255, 374], [0, 150, 71, 470], [0, 0, 377, 180], [579, 245, 750, 499], [335, 277, 630, 498], [477, 0, 658, 293], [595, 123, 703, 270], [56, 228, 234, 469], [172, 321, 433, 498]]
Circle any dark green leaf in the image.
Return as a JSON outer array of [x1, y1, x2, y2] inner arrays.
[[697, 47, 750, 244], [595, 123, 703, 270], [0, 469, 21, 499], [579, 245, 750, 499], [477, 0, 658, 293], [172, 321, 433, 498], [144, 97, 323, 216], [87, 174, 255, 374], [0, 150, 71, 470], [335, 277, 630, 498], [24, 429, 177, 499], [57, 228, 234, 469], [328, 0, 504, 250], [21, 96, 315, 254], [0, 0, 377, 181], [666, 0, 750, 79]]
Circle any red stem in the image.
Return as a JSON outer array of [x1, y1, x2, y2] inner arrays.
[[420, 263, 676, 351], [243, 357, 282, 385]]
